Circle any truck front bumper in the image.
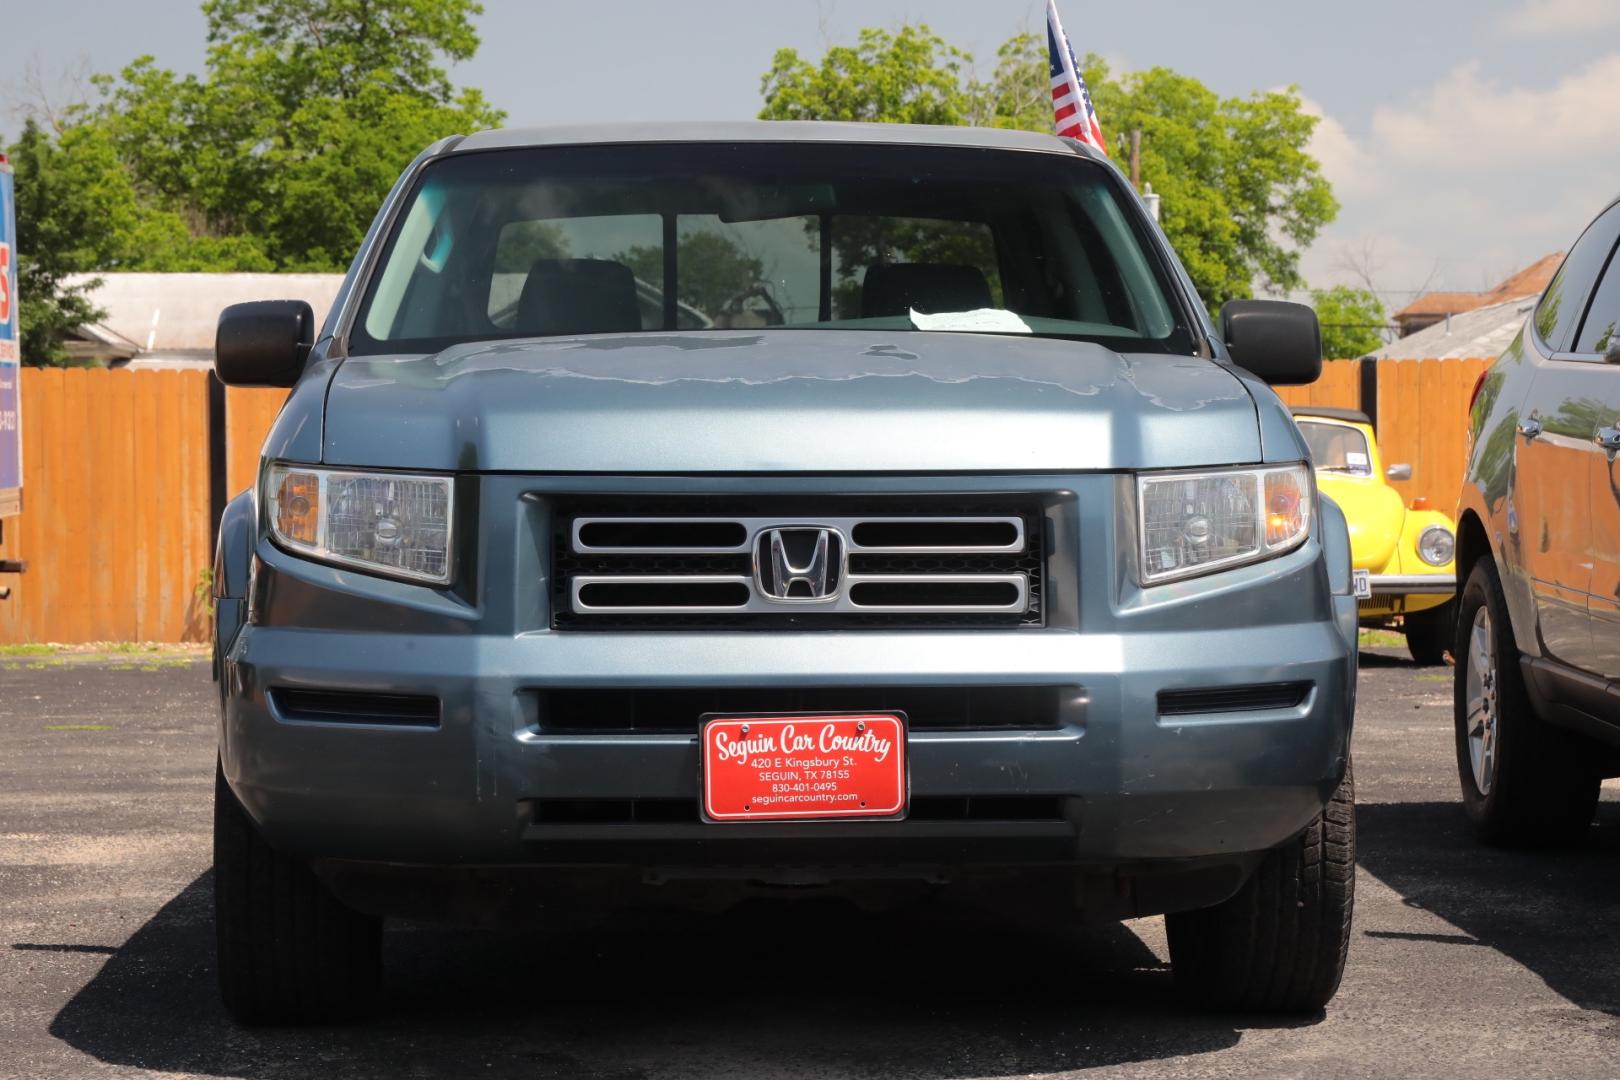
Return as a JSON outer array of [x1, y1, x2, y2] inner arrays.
[[220, 619, 1353, 874]]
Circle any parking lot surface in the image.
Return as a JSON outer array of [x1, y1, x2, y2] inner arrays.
[[1, 646, 1617, 1079]]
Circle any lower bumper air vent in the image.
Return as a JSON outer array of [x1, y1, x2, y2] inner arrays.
[[1157, 682, 1312, 717], [528, 796, 1064, 825], [535, 684, 1076, 734], [270, 688, 441, 728]]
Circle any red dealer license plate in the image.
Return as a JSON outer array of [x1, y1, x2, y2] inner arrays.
[[700, 713, 908, 822]]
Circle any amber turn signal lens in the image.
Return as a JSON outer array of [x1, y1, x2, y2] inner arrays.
[[1409, 497, 1431, 510], [264, 463, 454, 585], [1263, 469, 1308, 549], [272, 469, 320, 545]]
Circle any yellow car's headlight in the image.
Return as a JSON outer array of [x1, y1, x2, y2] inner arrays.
[[1417, 525, 1455, 567], [1136, 463, 1313, 585], [265, 464, 453, 585]]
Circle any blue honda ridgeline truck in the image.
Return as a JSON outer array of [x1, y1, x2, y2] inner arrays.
[[210, 122, 1358, 1023]]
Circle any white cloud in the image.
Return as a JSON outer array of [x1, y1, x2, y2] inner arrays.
[[1296, 94, 1380, 199], [1371, 53, 1620, 169], [1495, 0, 1620, 35], [1293, 57, 1620, 297]]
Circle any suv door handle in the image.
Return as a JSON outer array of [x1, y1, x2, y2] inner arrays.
[[1518, 417, 1543, 440]]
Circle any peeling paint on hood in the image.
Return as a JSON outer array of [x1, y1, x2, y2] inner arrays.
[[324, 330, 1260, 473]]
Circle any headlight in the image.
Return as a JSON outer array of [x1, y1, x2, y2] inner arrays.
[[1417, 525, 1455, 567], [265, 464, 454, 585], [1137, 463, 1313, 584]]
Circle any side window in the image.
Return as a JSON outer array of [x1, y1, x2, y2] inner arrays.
[[1574, 242, 1620, 354], [1535, 203, 1620, 352]]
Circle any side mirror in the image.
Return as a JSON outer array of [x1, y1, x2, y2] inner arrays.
[[215, 300, 315, 388], [1386, 463, 1413, 482], [1219, 299, 1322, 386]]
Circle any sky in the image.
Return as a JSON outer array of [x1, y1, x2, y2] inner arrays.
[[4, 0, 1620, 309]]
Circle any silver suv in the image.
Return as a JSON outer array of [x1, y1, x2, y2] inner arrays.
[[1454, 194, 1620, 843], [210, 122, 1358, 1023]]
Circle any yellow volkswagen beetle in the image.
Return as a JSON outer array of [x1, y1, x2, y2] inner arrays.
[[1292, 407, 1457, 664]]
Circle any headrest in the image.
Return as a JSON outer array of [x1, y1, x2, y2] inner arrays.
[[516, 258, 643, 336], [860, 263, 994, 318]]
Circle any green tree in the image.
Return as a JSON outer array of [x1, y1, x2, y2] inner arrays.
[[1312, 286, 1387, 359], [93, 0, 503, 271], [759, 27, 1339, 311], [760, 26, 975, 126], [5, 107, 279, 363], [7, 0, 504, 362], [5, 120, 107, 365]]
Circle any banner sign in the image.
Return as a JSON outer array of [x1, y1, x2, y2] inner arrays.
[[0, 156, 19, 518]]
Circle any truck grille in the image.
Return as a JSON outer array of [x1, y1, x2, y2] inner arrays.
[[551, 497, 1046, 630]]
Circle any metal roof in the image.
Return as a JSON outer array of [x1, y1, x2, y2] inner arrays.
[[453, 120, 1091, 158], [1377, 294, 1537, 360]]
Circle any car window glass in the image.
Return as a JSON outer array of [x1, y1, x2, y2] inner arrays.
[[490, 215, 664, 330], [1535, 203, 1620, 353], [1574, 241, 1620, 354], [350, 142, 1195, 356], [1297, 421, 1372, 475], [671, 215, 821, 327], [829, 217, 1002, 320]]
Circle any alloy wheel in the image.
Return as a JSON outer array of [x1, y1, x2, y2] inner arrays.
[[1463, 605, 1498, 795]]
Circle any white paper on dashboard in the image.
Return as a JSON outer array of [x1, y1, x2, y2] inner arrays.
[[908, 308, 1033, 334], [1345, 452, 1369, 467]]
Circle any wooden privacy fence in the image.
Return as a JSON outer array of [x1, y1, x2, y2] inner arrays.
[[0, 358, 1489, 644], [0, 369, 284, 644]]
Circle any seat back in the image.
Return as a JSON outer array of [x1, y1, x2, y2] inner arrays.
[[516, 258, 643, 336], [860, 263, 994, 318]]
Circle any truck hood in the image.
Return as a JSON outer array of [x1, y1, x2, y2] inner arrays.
[[323, 331, 1259, 473]]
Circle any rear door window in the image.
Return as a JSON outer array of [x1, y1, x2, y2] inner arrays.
[[1573, 238, 1620, 354], [1535, 203, 1620, 353]]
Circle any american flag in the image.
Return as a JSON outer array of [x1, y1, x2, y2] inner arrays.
[[1047, 1, 1108, 153]]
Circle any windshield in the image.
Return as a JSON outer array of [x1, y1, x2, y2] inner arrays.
[[1297, 420, 1373, 475], [350, 142, 1197, 355]]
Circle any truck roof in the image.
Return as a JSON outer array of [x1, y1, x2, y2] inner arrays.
[[451, 120, 1101, 160]]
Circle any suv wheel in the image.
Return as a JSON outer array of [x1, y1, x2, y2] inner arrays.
[[1166, 764, 1355, 1014], [214, 764, 382, 1024], [1403, 601, 1454, 665], [1454, 560, 1599, 846]]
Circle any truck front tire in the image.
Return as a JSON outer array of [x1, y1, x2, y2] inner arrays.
[[1166, 764, 1355, 1014], [214, 764, 382, 1024]]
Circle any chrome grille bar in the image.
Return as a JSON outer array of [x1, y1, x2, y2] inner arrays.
[[571, 573, 1028, 614], [572, 516, 1025, 555]]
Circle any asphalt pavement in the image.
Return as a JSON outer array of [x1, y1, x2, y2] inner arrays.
[[1, 645, 1617, 1079]]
